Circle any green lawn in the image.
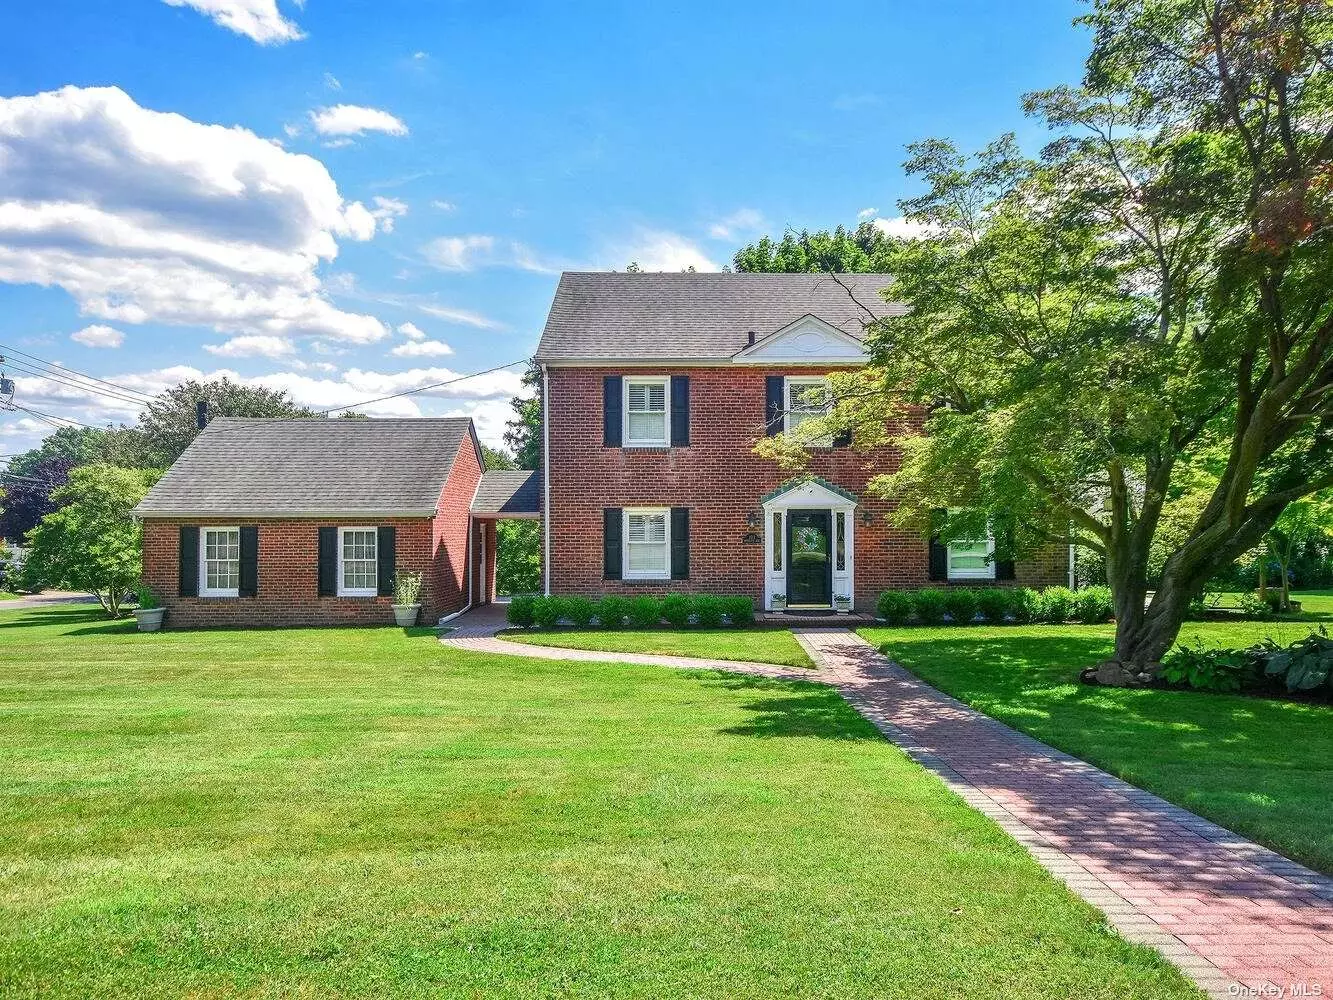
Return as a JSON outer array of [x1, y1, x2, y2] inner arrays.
[[503, 627, 816, 668], [0, 605, 1198, 999], [860, 597, 1333, 875]]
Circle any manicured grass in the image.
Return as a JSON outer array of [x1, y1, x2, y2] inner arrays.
[[0, 592, 21, 601], [859, 610, 1333, 875], [0, 605, 1198, 998], [502, 627, 816, 668]]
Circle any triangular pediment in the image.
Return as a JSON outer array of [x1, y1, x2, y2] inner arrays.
[[733, 314, 869, 363], [760, 476, 859, 508]]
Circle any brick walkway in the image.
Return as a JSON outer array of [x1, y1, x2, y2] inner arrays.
[[442, 618, 1333, 998]]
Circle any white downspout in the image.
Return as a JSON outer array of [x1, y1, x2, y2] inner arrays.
[[541, 363, 552, 597], [440, 462, 484, 625]]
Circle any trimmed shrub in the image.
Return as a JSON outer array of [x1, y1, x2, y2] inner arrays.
[[877, 590, 914, 625], [565, 596, 597, 628], [913, 588, 948, 625], [628, 595, 663, 629], [532, 595, 566, 629], [1009, 587, 1041, 624], [693, 594, 724, 628], [1072, 585, 1114, 624], [976, 587, 1012, 624], [1038, 586, 1075, 624], [721, 595, 754, 626], [596, 595, 628, 629], [506, 595, 535, 627], [661, 594, 693, 628], [943, 587, 979, 625]]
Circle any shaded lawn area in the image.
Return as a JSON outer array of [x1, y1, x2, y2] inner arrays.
[[0, 606, 1198, 999], [502, 627, 815, 668], [859, 611, 1333, 876]]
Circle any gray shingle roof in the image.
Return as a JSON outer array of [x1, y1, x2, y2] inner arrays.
[[470, 470, 540, 516], [534, 271, 904, 362], [134, 417, 475, 518]]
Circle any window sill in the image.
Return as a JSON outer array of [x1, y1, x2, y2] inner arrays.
[[336, 591, 380, 599], [198, 591, 239, 599], [621, 443, 671, 450]]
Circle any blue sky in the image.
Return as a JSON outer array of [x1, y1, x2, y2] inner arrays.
[[0, 0, 1087, 452]]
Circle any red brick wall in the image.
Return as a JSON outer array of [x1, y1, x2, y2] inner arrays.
[[433, 433, 483, 616], [545, 366, 1068, 609]]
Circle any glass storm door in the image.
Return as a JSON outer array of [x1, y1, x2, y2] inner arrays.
[[786, 509, 832, 606]]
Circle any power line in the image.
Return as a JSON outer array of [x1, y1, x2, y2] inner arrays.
[[7, 405, 106, 431], [1, 358, 151, 408], [313, 359, 525, 415], [0, 343, 156, 402]]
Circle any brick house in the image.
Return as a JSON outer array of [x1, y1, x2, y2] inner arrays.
[[135, 417, 501, 628], [534, 272, 1069, 611]]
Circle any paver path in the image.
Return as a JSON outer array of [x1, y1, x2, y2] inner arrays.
[[442, 619, 1333, 998]]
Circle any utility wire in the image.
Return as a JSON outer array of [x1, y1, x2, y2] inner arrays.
[[0, 343, 156, 402], [1, 358, 150, 408]]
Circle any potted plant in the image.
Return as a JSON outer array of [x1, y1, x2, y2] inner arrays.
[[834, 593, 853, 614], [132, 583, 165, 632], [392, 571, 423, 626], [770, 593, 787, 612]]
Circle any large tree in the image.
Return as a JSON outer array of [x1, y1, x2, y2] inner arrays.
[[141, 378, 316, 463], [503, 361, 542, 472], [761, 0, 1333, 681], [733, 221, 897, 273]]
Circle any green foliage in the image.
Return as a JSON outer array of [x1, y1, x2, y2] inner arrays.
[[503, 361, 542, 472], [1160, 641, 1252, 693], [496, 519, 541, 595], [1238, 592, 1272, 620], [976, 588, 1013, 624], [1071, 586, 1113, 624], [627, 596, 662, 629], [481, 445, 515, 470], [661, 594, 693, 628], [877, 590, 915, 625], [564, 596, 597, 627], [141, 377, 316, 464], [506, 595, 535, 627], [1009, 588, 1041, 624], [1038, 587, 1075, 624], [692, 595, 724, 628], [1251, 630, 1333, 694], [943, 588, 979, 625], [1187, 591, 1222, 620], [595, 595, 627, 630], [23, 465, 160, 618], [393, 571, 422, 605], [732, 221, 897, 273], [132, 582, 159, 610], [531, 596, 566, 629], [720, 596, 754, 626], [913, 588, 948, 625]]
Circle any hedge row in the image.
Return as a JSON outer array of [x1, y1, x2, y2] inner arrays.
[[876, 585, 1114, 626], [507, 594, 755, 630]]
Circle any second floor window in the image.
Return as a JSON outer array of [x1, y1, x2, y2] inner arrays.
[[625, 376, 669, 447], [785, 376, 832, 444]]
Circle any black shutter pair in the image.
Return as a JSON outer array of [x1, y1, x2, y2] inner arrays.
[[765, 375, 850, 446], [178, 525, 258, 597], [317, 525, 395, 597], [603, 375, 690, 447], [603, 507, 689, 580]]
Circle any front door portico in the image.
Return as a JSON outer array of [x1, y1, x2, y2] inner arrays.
[[761, 477, 857, 611]]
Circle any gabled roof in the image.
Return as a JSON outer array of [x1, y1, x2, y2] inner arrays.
[[760, 476, 860, 506], [534, 271, 903, 362], [134, 417, 476, 518], [471, 470, 540, 517]]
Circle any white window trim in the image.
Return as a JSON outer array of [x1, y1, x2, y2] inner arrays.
[[338, 525, 379, 598], [622, 506, 671, 581], [199, 526, 240, 598], [783, 375, 833, 446], [623, 375, 671, 448], [947, 535, 996, 580]]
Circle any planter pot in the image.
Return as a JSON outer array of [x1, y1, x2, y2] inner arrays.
[[392, 603, 421, 627], [133, 607, 165, 632], [834, 599, 852, 615], [770, 599, 787, 613]]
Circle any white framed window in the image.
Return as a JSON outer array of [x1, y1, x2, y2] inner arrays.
[[624, 376, 670, 447], [623, 507, 670, 580], [339, 527, 378, 597], [948, 537, 996, 580], [200, 527, 240, 597], [784, 376, 832, 444]]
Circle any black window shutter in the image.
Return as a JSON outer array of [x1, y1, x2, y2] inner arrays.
[[178, 526, 199, 597], [317, 527, 337, 597], [670, 375, 690, 446], [603, 508, 623, 580], [764, 376, 784, 436], [670, 507, 689, 579], [832, 425, 852, 448], [238, 525, 259, 597], [603, 375, 623, 447], [995, 526, 1016, 580], [928, 508, 948, 581], [377, 526, 396, 597]]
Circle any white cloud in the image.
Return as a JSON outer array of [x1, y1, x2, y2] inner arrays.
[[707, 208, 765, 240], [422, 234, 495, 271], [0, 86, 388, 346], [310, 104, 408, 138], [323, 72, 342, 91], [612, 229, 719, 272], [431, 200, 456, 212], [70, 324, 124, 348], [370, 196, 408, 233], [872, 215, 936, 240], [390, 339, 454, 357], [417, 304, 504, 330], [202, 334, 297, 358], [857, 207, 878, 220], [162, 0, 304, 45], [397, 321, 426, 341]]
